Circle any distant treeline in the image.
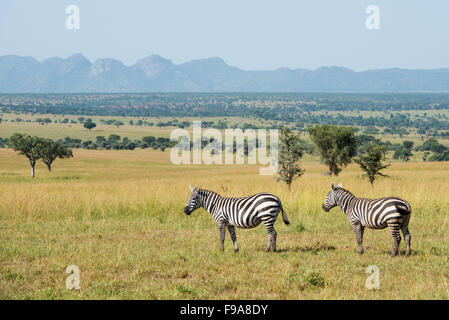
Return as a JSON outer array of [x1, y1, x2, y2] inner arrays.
[[2, 93, 449, 135], [60, 135, 175, 152], [0, 116, 269, 131], [3, 93, 449, 115], [1, 133, 448, 161]]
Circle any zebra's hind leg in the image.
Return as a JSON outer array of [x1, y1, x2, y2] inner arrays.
[[262, 216, 277, 252], [227, 225, 239, 253], [388, 222, 402, 257], [270, 229, 277, 252], [401, 227, 411, 256], [265, 229, 277, 252], [401, 215, 411, 256], [265, 237, 271, 252]]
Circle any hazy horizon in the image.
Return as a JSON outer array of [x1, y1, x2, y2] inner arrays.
[[4, 52, 449, 73], [1, 1, 449, 71]]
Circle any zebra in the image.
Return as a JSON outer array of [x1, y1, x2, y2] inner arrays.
[[322, 183, 412, 257], [184, 185, 290, 252]]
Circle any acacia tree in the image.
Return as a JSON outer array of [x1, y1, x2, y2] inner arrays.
[[83, 119, 96, 130], [8, 133, 44, 178], [354, 143, 390, 186], [9, 134, 73, 177], [276, 127, 305, 191], [308, 125, 357, 176], [41, 139, 73, 171]]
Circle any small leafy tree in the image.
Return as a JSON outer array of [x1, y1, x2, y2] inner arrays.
[[276, 127, 305, 191], [354, 143, 390, 186], [83, 119, 96, 130], [8, 133, 44, 178], [402, 140, 414, 150], [308, 125, 357, 176], [41, 139, 73, 171], [393, 140, 414, 162]]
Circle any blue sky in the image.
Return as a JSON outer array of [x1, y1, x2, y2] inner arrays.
[[1, 0, 448, 71]]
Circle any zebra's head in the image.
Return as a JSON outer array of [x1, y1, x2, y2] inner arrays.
[[322, 183, 343, 212], [184, 185, 201, 215]]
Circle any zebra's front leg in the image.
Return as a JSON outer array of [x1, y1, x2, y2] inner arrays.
[[352, 222, 365, 255], [227, 225, 239, 253], [218, 223, 226, 251]]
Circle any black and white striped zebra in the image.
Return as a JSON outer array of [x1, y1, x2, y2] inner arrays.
[[184, 185, 290, 252], [322, 183, 412, 256]]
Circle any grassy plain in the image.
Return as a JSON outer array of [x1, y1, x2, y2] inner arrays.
[[2, 114, 449, 151], [0, 114, 266, 140], [0, 148, 448, 299]]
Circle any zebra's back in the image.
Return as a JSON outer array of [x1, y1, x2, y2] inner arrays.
[[352, 196, 411, 229], [222, 193, 282, 229]]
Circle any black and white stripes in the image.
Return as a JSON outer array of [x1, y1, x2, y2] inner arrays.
[[184, 183, 412, 256], [184, 185, 290, 252], [322, 183, 412, 256]]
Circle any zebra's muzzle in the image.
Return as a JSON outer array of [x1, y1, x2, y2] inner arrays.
[[322, 204, 329, 212], [184, 207, 192, 215]]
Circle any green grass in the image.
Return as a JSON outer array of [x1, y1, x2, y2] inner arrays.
[[0, 148, 448, 299]]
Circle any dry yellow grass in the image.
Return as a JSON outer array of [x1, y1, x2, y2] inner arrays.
[[0, 148, 448, 299]]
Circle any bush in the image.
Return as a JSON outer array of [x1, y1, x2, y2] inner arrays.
[[429, 151, 449, 161]]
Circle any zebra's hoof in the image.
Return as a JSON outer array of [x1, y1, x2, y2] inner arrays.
[[234, 249, 239, 253], [357, 249, 364, 255]]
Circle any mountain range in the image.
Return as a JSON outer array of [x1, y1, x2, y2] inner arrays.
[[1, 54, 449, 93]]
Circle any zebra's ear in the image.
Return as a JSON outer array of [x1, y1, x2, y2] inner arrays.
[[337, 183, 343, 188], [331, 182, 335, 189], [189, 185, 197, 192]]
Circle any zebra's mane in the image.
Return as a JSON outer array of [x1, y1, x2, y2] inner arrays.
[[198, 188, 221, 198], [335, 187, 356, 198]]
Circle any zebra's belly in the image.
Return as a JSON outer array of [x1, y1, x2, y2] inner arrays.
[[228, 216, 262, 229], [359, 213, 388, 229], [368, 224, 388, 230], [361, 211, 402, 229], [363, 221, 388, 229]]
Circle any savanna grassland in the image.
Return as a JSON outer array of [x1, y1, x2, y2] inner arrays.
[[0, 93, 448, 300], [0, 148, 448, 299]]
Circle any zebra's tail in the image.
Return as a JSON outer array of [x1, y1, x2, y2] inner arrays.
[[280, 203, 290, 225]]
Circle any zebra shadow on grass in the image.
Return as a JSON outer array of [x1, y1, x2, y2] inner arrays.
[[337, 245, 422, 256], [274, 242, 336, 254], [380, 249, 423, 256]]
